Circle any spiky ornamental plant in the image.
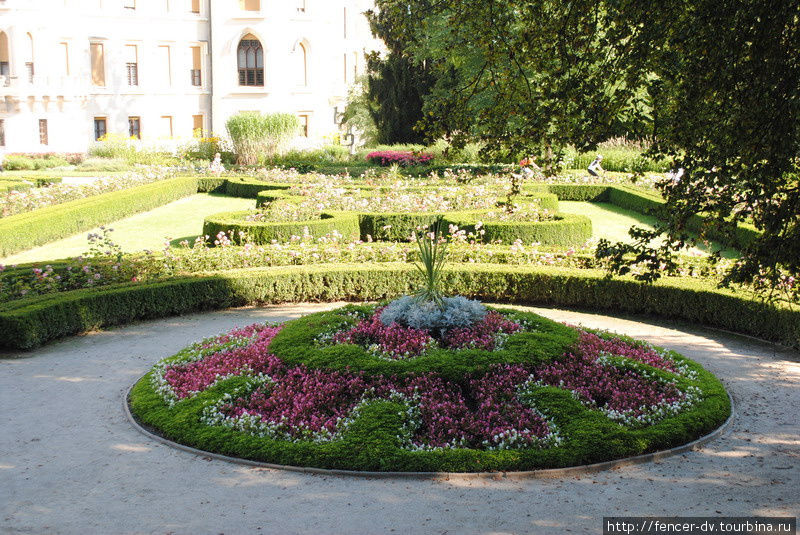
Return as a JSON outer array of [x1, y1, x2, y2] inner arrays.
[[414, 220, 449, 310]]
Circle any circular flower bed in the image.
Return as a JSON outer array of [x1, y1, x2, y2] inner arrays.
[[129, 304, 730, 473]]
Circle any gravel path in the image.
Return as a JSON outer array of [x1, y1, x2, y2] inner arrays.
[[1, 304, 798, 535]]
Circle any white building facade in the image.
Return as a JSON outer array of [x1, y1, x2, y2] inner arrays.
[[0, 0, 381, 153]]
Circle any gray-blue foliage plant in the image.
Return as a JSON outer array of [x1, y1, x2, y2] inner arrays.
[[380, 295, 487, 334]]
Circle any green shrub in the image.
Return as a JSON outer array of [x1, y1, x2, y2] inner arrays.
[[255, 190, 295, 207], [203, 210, 360, 244], [521, 193, 559, 212], [2, 263, 797, 351], [214, 203, 587, 245], [75, 158, 131, 172], [0, 177, 199, 257], [222, 178, 291, 199], [544, 184, 611, 202], [267, 145, 354, 166], [357, 212, 443, 241], [445, 213, 592, 246], [3, 155, 37, 171], [196, 177, 228, 193], [0, 178, 35, 193], [89, 134, 180, 166], [226, 112, 300, 165]]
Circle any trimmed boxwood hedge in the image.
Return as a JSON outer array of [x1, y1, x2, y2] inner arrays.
[[255, 190, 296, 208], [128, 305, 730, 472], [357, 211, 444, 241], [205, 206, 589, 246], [523, 192, 559, 212], [222, 178, 291, 199], [202, 210, 361, 244], [2, 263, 798, 351], [0, 177, 199, 257], [446, 212, 592, 246]]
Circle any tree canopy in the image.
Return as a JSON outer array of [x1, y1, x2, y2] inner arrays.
[[369, 0, 800, 300]]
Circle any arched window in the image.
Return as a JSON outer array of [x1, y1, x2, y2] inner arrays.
[[0, 32, 10, 78], [237, 34, 263, 86], [295, 41, 308, 86], [26, 33, 35, 82]]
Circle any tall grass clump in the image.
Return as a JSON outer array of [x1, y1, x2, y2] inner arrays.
[[226, 112, 300, 165], [563, 138, 670, 173]]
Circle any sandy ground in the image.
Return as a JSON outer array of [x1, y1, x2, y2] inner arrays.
[[1, 303, 798, 535]]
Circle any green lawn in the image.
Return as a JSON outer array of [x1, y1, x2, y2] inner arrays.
[[558, 201, 739, 258], [1, 193, 254, 265]]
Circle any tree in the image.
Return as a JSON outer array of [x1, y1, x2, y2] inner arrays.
[[371, 0, 645, 171], [361, 6, 437, 144], [365, 51, 434, 144], [372, 0, 800, 300], [594, 0, 800, 301]]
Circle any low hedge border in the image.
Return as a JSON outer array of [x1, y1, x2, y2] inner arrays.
[[1, 263, 797, 351], [222, 178, 291, 199], [446, 212, 592, 246], [204, 208, 590, 246], [202, 210, 361, 243], [0, 177, 199, 257], [0, 176, 61, 193], [255, 190, 295, 208], [522, 193, 559, 212]]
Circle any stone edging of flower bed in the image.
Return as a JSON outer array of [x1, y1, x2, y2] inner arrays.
[[124, 375, 735, 480]]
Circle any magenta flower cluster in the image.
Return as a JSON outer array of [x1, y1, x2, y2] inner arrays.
[[442, 311, 521, 350], [365, 150, 434, 167], [333, 309, 522, 358], [163, 325, 284, 399], [217, 364, 552, 449], [576, 331, 678, 372], [332, 310, 435, 359], [223, 365, 370, 437], [535, 345, 684, 420]]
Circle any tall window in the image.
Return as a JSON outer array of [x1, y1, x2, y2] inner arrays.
[[60, 42, 70, 76], [192, 114, 204, 137], [158, 45, 171, 86], [190, 0, 199, 13], [39, 119, 48, 145], [128, 116, 141, 139], [0, 119, 5, 146], [298, 114, 309, 137], [125, 45, 138, 86], [1, 32, 11, 77], [190, 46, 202, 86], [237, 35, 263, 87], [297, 0, 306, 13], [295, 42, 308, 86], [94, 117, 107, 141], [160, 116, 173, 137], [90, 43, 105, 86], [240, 0, 259, 10], [343, 7, 347, 39], [25, 33, 34, 83]]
